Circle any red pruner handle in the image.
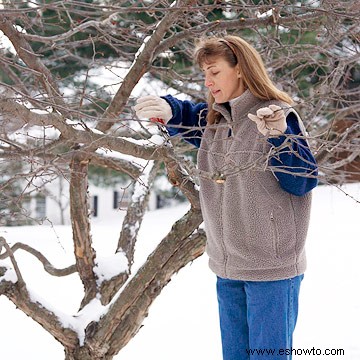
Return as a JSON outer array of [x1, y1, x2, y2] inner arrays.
[[150, 117, 165, 124]]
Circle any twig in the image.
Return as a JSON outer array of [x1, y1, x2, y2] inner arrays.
[[0, 237, 25, 287], [0, 242, 77, 277]]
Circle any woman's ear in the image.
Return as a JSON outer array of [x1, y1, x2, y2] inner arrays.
[[236, 66, 242, 78]]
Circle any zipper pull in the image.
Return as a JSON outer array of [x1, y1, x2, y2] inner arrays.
[[212, 172, 226, 184]]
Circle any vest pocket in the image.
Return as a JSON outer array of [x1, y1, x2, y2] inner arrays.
[[270, 211, 280, 258]]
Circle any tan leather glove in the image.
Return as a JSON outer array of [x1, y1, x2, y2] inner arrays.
[[248, 104, 287, 136], [134, 95, 173, 124]]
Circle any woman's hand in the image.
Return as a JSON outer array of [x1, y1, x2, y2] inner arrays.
[[248, 104, 287, 136], [134, 95, 173, 124]]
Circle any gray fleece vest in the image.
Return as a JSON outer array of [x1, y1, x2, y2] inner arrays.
[[197, 90, 311, 281]]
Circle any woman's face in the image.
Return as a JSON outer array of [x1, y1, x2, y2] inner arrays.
[[202, 57, 245, 103]]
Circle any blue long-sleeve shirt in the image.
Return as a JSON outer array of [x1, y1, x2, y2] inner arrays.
[[162, 95, 318, 196]]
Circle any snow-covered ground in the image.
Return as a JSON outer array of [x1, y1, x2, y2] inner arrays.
[[0, 183, 359, 359]]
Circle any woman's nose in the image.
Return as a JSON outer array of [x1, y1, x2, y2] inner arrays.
[[205, 76, 213, 88]]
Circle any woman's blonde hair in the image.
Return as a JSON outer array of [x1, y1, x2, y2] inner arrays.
[[194, 35, 293, 125]]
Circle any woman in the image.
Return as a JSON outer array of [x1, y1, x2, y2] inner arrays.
[[135, 35, 318, 360]]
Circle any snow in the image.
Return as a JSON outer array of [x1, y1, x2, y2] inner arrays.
[[256, 9, 274, 19], [0, 24, 26, 56], [119, 133, 167, 147], [131, 160, 154, 202], [65, 119, 104, 135], [73, 298, 110, 345], [0, 183, 360, 359], [0, 31, 16, 55], [0, 265, 17, 283], [28, 288, 110, 346], [27, 287, 80, 337], [95, 147, 147, 169], [148, 134, 167, 146], [94, 251, 129, 285], [130, 35, 150, 71]]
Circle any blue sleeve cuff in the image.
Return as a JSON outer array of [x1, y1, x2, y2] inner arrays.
[[267, 115, 318, 196], [161, 95, 207, 148]]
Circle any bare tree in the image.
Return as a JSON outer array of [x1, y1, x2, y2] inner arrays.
[[0, 1, 359, 359]]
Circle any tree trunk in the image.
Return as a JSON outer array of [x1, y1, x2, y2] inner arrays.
[[69, 154, 98, 308], [64, 346, 112, 360]]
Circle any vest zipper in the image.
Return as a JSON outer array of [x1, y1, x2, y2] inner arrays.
[[270, 212, 280, 258], [221, 124, 232, 276], [219, 184, 228, 276]]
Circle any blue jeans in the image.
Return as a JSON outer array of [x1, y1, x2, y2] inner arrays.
[[216, 275, 303, 360]]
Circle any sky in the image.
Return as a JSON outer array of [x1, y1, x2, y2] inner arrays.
[[0, 182, 360, 359]]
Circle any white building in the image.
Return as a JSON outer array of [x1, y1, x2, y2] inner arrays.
[[26, 176, 159, 226]]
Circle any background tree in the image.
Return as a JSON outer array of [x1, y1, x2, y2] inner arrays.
[[0, 1, 359, 359]]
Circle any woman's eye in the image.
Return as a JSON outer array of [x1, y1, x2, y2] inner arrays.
[[211, 72, 219, 76]]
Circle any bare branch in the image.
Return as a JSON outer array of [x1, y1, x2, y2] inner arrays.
[[0, 97, 168, 160], [0, 242, 76, 277], [97, 0, 195, 133], [117, 160, 159, 267], [22, 14, 120, 44], [155, 11, 325, 56], [87, 207, 205, 356], [0, 237, 79, 348], [69, 153, 97, 309], [7, 284, 79, 349], [99, 160, 161, 305], [0, 1, 359, 358], [0, 19, 68, 113], [0, 236, 25, 287], [89, 153, 142, 180], [107, 229, 206, 356]]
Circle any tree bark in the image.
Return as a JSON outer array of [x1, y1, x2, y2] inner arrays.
[[85, 207, 205, 357], [7, 284, 79, 350], [99, 161, 160, 305], [1, 1, 359, 359], [64, 347, 112, 360], [70, 154, 98, 309], [96, 0, 193, 133], [0, 17, 67, 113]]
